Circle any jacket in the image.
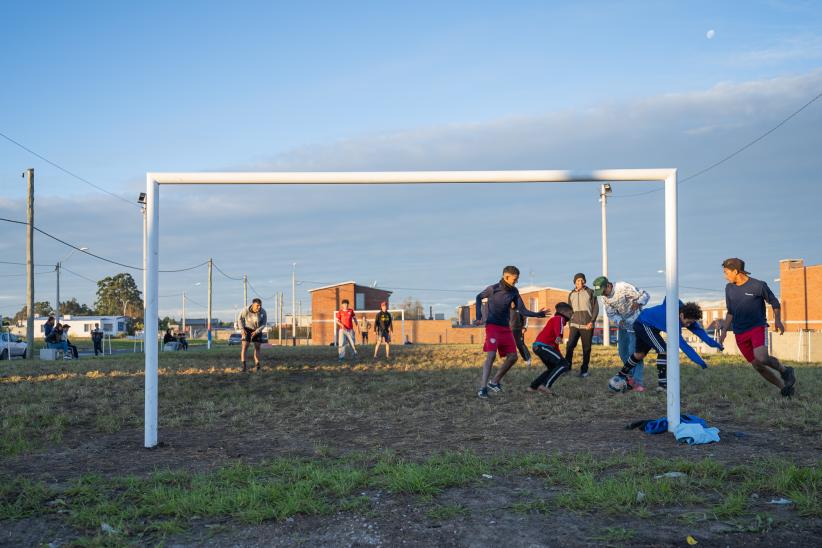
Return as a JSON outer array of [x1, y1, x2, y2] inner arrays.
[[636, 300, 723, 368], [568, 286, 599, 329], [603, 281, 650, 329], [238, 306, 267, 332], [476, 281, 545, 327]]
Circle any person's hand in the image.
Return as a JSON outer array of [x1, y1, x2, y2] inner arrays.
[[473, 319, 485, 326], [555, 336, 563, 345], [718, 328, 727, 346], [775, 319, 785, 335], [585, 322, 593, 330], [539, 307, 549, 315]]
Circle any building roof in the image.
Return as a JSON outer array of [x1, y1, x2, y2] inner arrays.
[[35, 315, 126, 321], [307, 281, 392, 295]]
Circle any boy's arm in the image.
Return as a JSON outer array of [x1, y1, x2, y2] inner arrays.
[[589, 288, 599, 326], [688, 322, 723, 350], [763, 283, 784, 334], [474, 286, 492, 323], [679, 333, 709, 368], [515, 295, 547, 318]]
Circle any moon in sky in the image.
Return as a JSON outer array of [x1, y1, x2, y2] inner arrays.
[[706, 29, 716, 39]]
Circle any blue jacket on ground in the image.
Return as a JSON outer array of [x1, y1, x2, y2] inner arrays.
[[636, 299, 723, 368], [476, 281, 546, 327]]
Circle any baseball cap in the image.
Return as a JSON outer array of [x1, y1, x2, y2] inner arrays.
[[722, 258, 750, 275], [592, 276, 609, 296]]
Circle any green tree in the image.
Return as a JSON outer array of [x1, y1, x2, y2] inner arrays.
[[13, 301, 53, 322], [60, 298, 95, 316], [95, 273, 144, 320]]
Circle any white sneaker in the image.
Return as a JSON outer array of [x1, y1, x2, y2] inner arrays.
[[525, 360, 532, 368]]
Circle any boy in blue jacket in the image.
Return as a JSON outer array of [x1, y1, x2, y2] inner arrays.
[[616, 300, 722, 391]]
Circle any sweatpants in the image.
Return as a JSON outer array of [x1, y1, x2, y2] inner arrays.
[[623, 320, 667, 387], [338, 328, 357, 359], [512, 328, 531, 362], [530, 343, 571, 389], [565, 326, 593, 373]]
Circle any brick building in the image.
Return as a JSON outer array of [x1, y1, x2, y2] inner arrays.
[[779, 258, 821, 332], [309, 281, 392, 345]]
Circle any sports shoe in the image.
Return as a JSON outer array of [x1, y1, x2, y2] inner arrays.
[[656, 385, 667, 392], [781, 367, 796, 390], [477, 387, 489, 399], [241, 362, 248, 372], [255, 362, 261, 372], [525, 359, 532, 369], [632, 384, 646, 393], [578, 371, 590, 378], [487, 381, 503, 393]]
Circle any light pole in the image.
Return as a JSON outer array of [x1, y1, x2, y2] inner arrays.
[[600, 183, 612, 347], [138, 193, 147, 348], [291, 263, 297, 346], [55, 246, 88, 324]]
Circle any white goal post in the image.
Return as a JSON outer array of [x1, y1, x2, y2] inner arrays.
[[144, 169, 680, 448]]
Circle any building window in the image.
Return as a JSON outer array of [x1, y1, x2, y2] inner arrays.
[[355, 293, 365, 310], [117, 321, 125, 332], [84, 323, 91, 332], [103, 323, 113, 333]]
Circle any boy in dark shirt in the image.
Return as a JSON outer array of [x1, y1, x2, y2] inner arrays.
[[527, 302, 573, 395], [373, 301, 393, 359], [719, 258, 795, 397], [474, 266, 547, 399]]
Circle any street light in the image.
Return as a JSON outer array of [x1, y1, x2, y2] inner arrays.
[[56, 247, 88, 324]]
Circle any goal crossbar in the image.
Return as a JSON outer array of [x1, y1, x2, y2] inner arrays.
[[144, 169, 680, 448]]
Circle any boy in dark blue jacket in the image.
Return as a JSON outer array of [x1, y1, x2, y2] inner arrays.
[[617, 300, 722, 391], [474, 265, 547, 399]]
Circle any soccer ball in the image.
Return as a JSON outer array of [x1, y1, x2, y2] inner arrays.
[[608, 375, 628, 393]]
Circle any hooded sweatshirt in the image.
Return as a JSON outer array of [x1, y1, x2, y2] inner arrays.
[[568, 286, 599, 329]]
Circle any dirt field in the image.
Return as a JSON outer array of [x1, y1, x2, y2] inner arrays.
[[1, 345, 820, 546]]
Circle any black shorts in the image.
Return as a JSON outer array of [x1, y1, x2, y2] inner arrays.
[[378, 331, 391, 343], [634, 321, 667, 356], [243, 328, 262, 343]]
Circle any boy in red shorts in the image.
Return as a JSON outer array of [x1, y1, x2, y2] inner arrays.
[[527, 302, 573, 395], [719, 258, 795, 397], [474, 265, 547, 399]]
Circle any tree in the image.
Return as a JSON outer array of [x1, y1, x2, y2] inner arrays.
[[400, 297, 426, 320], [13, 301, 53, 322], [95, 273, 144, 320], [60, 298, 95, 316]]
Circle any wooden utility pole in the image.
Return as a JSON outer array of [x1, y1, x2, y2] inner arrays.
[[25, 169, 34, 359], [207, 258, 213, 349]]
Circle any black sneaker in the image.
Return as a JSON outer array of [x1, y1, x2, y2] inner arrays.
[[241, 362, 248, 372], [578, 371, 590, 378], [487, 381, 503, 393], [477, 387, 489, 399], [781, 367, 796, 390], [255, 362, 261, 372]]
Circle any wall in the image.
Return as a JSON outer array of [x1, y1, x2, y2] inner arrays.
[[780, 259, 822, 332]]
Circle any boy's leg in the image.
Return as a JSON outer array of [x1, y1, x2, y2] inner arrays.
[[655, 353, 667, 389], [240, 339, 248, 369], [565, 327, 580, 369], [492, 352, 518, 384], [253, 342, 261, 367], [385, 339, 390, 358], [346, 330, 358, 355], [579, 328, 593, 374], [539, 345, 570, 389], [373, 336, 381, 357], [752, 346, 787, 389], [624, 329, 643, 386], [479, 351, 497, 389], [529, 345, 552, 388], [338, 329, 347, 359]]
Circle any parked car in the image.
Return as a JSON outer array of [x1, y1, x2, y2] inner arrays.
[[1, 332, 27, 359], [227, 333, 242, 345]]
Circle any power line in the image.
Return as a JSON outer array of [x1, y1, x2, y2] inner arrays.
[[0, 217, 208, 273], [0, 130, 138, 207], [0, 259, 51, 267], [610, 87, 822, 199], [212, 261, 244, 281], [60, 266, 98, 284]]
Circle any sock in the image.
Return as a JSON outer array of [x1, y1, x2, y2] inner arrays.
[[620, 356, 640, 377], [656, 354, 667, 385]]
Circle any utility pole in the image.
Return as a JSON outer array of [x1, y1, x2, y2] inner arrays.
[[25, 169, 34, 359], [297, 299, 301, 344], [243, 275, 248, 308], [182, 292, 186, 336], [291, 263, 297, 346], [207, 258, 213, 349], [55, 262, 61, 323], [277, 292, 283, 346], [600, 184, 612, 347], [138, 192, 147, 350]]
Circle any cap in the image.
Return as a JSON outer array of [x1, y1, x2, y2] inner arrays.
[[592, 276, 609, 296], [722, 258, 750, 275], [573, 272, 586, 283]]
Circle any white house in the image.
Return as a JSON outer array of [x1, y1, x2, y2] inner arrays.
[[32, 315, 128, 338]]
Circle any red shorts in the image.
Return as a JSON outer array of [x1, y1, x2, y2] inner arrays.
[[735, 325, 766, 363], [483, 324, 517, 357]]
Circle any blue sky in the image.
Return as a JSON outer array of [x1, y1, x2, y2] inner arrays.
[[1, 0, 821, 320]]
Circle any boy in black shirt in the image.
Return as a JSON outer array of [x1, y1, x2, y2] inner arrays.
[[374, 301, 393, 359]]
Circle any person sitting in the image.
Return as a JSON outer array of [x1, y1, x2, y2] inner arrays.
[[63, 325, 79, 359], [46, 323, 70, 358], [163, 329, 177, 345]]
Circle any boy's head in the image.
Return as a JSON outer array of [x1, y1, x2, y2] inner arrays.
[[722, 258, 750, 284], [679, 302, 703, 327], [573, 273, 586, 290], [592, 276, 611, 297], [341, 299, 350, 310], [502, 265, 520, 286], [380, 301, 388, 311], [555, 302, 573, 320], [250, 298, 262, 312]]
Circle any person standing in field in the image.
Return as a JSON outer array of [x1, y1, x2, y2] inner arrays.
[[373, 301, 393, 359], [91, 324, 104, 356], [238, 297, 267, 372], [510, 302, 532, 368], [527, 302, 573, 395], [474, 265, 547, 399], [336, 299, 359, 361], [718, 258, 795, 397], [566, 273, 599, 377], [361, 315, 370, 345], [594, 276, 650, 390]]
